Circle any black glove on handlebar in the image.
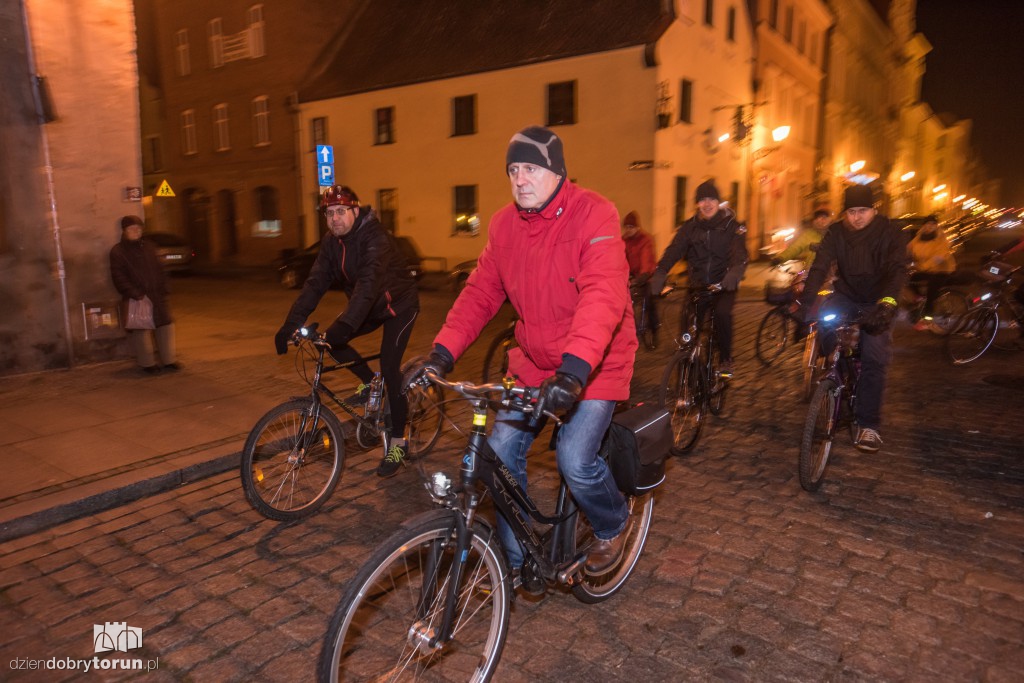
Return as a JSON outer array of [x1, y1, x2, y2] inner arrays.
[[401, 347, 455, 393], [862, 302, 897, 334], [648, 270, 668, 298], [720, 269, 742, 291], [534, 372, 583, 421], [275, 322, 298, 355]]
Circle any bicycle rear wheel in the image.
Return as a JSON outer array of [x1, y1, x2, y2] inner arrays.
[[570, 492, 654, 604], [946, 307, 998, 365], [481, 326, 517, 383], [755, 307, 789, 366], [634, 299, 657, 351], [240, 399, 345, 521], [659, 352, 706, 454], [406, 382, 445, 456], [799, 378, 841, 492], [318, 512, 510, 683], [928, 288, 969, 335]]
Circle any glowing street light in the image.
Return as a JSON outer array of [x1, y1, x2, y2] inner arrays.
[[771, 126, 791, 142], [849, 160, 866, 173], [900, 171, 916, 182], [953, 194, 966, 203], [718, 132, 731, 143], [932, 184, 947, 194]]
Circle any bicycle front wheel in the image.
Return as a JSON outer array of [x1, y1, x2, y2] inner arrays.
[[635, 299, 657, 351], [946, 307, 998, 365], [406, 382, 445, 456], [571, 492, 654, 604], [659, 353, 706, 454], [318, 513, 510, 683], [799, 378, 841, 492], [929, 288, 969, 335], [240, 399, 345, 521], [755, 307, 789, 366]]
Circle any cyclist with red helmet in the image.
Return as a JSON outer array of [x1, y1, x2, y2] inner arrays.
[[275, 185, 419, 477]]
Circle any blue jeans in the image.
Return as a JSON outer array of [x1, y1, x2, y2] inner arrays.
[[488, 399, 628, 568]]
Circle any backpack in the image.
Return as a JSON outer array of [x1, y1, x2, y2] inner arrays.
[[599, 403, 670, 495]]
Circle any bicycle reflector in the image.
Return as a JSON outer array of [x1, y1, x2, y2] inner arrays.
[[822, 313, 837, 322]]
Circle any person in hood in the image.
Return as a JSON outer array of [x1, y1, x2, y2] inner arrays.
[[403, 125, 637, 580], [794, 184, 908, 453], [648, 179, 748, 376], [906, 215, 956, 331], [109, 215, 179, 374], [275, 185, 419, 478]]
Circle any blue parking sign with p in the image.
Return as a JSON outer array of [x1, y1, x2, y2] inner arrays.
[[319, 164, 334, 186], [316, 145, 335, 187]]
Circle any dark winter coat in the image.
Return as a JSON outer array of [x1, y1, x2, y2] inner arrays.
[[284, 208, 418, 331], [799, 215, 908, 308], [109, 236, 173, 327], [654, 207, 748, 287], [434, 180, 636, 401]]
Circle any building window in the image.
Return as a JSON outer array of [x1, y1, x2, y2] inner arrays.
[[174, 30, 190, 76], [936, 134, 946, 150], [679, 79, 693, 124], [311, 117, 328, 147], [213, 103, 230, 151], [769, 0, 779, 29], [181, 109, 197, 156], [252, 96, 270, 146], [730, 181, 740, 215], [453, 185, 480, 236], [809, 32, 818, 65], [674, 176, 688, 225], [208, 18, 224, 68], [727, 7, 736, 41], [546, 80, 576, 127], [253, 185, 280, 237], [797, 20, 806, 54], [452, 95, 476, 136], [375, 107, 395, 145], [377, 189, 398, 234], [248, 4, 265, 58], [704, 0, 714, 26], [144, 135, 163, 173], [783, 6, 794, 42]]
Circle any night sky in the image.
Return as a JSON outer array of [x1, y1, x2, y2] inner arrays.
[[915, 0, 1024, 207]]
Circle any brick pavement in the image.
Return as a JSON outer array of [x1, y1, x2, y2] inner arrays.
[[2, 297, 1024, 681]]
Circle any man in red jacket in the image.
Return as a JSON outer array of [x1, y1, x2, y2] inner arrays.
[[405, 126, 637, 578]]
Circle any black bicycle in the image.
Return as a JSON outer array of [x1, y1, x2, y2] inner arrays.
[[798, 311, 863, 492], [318, 373, 655, 682], [659, 285, 728, 454], [755, 260, 806, 366], [946, 262, 1023, 364], [631, 280, 658, 350], [240, 324, 445, 521]]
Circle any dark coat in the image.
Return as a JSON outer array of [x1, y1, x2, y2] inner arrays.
[[109, 236, 172, 327], [799, 215, 908, 307], [284, 208, 418, 332], [654, 207, 748, 287]]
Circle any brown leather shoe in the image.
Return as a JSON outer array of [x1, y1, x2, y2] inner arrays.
[[585, 516, 634, 576]]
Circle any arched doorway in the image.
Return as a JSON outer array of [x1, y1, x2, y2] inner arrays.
[[216, 189, 238, 257], [181, 187, 211, 264]]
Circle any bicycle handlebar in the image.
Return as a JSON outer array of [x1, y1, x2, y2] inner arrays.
[[419, 370, 562, 425]]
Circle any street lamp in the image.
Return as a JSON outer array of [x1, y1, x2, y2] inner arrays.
[[850, 160, 866, 173], [900, 171, 916, 183], [771, 125, 791, 142]]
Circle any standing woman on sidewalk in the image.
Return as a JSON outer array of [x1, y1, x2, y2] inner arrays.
[[109, 215, 179, 374]]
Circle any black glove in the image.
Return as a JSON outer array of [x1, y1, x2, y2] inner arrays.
[[325, 320, 355, 350], [862, 302, 897, 334], [648, 270, 668, 298], [534, 372, 583, 420], [275, 323, 298, 355], [401, 347, 455, 392], [770, 256, 783, 267], [720, 269, 742, 291]]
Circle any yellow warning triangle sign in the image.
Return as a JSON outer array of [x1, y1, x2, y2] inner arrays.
[[156, 180, 176, 197]]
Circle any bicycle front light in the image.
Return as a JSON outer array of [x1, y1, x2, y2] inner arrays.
[[821, 313, 837, 323], [429, 472, 451, 498]]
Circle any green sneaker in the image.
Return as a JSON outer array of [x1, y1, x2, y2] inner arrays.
[[376, 443, 406, 478]]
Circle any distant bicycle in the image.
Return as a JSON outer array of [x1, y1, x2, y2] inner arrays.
[[901, 266, 970, 335], [630, 279, 658, 350], [755, 260, 806, 366], [659, 285, 729, 454], [946, 261, 1024, 365], [239, 324, 444, 521]]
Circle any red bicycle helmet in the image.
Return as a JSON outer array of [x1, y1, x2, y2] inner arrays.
[[320, 185, 359, 210]]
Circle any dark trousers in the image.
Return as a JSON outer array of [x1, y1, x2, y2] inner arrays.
[[818, 293, 893, 430], [683, 289, 737, 361], [908, 272, 951, 316], [330, 306, 419, 438]]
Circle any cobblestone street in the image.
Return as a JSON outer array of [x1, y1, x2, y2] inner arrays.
[[2, 291, 1023, 681]]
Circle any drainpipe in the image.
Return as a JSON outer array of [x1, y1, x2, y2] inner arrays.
[[22, 1, 74, 368]]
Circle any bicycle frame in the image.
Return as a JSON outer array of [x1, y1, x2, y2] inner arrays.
[[816, 317, 861, 423], [293, 331, 385, 432], [677, 288, 720, 386]]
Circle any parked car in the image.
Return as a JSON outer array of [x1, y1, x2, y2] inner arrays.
[[448, 259, 478, 293], [146, 232, 194, 272], [277, 235, 424, 289]]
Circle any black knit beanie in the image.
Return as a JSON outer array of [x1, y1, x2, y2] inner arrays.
[[695, 180, 720, 202]]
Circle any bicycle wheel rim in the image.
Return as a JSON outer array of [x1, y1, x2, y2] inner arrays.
[[799, 379, 839, 492], [755, 308, 788, 366], [406, 383, 444, 456], [801, 331, 820, 402], [947, 308, 997, 365], [320, 519, 509, 683], [571, 493, 654, 603], [242, 400, 343, 519], [929, 290, 968, 335], [660, 354, 705, 453]]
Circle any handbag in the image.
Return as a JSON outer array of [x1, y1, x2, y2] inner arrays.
[[599, 402, 670, 495], [125, 296, 155, 330]]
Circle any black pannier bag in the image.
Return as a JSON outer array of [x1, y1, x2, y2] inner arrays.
[[599, 403, 670, 496]]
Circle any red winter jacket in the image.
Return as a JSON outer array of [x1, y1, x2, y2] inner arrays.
[[434, 181, 636, 400], [624, 230, 656, 279]]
